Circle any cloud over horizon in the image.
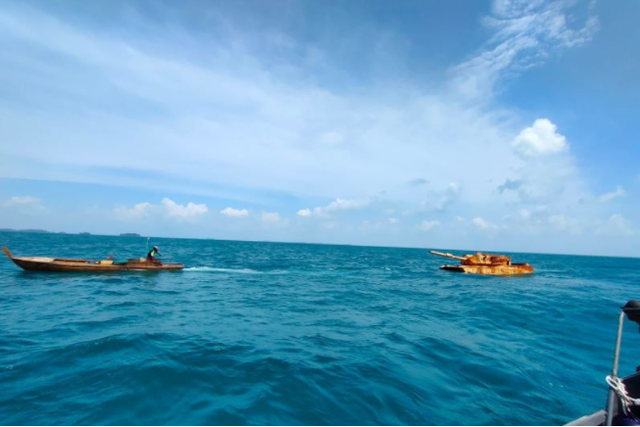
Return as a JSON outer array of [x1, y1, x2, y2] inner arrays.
[[0, 0, 637, 256], [115, 198, 208, 222], [221, 207, 250, 218]]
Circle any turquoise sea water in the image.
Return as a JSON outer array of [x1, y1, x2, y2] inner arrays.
[[1, 232, 640, 425]]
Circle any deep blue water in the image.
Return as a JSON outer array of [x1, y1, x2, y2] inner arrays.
[[1, 232, 640, 425]]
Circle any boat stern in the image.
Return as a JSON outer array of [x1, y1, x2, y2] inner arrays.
[[2, 246, 14, 260]]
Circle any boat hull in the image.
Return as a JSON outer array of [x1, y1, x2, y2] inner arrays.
[[11, 258, 184, 272], [440, 263, 534, 275]]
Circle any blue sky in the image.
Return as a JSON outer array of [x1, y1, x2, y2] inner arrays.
[[1, 0, 638, 256]]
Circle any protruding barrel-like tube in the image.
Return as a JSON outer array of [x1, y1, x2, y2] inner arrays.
[[429, 250, 465, 261]]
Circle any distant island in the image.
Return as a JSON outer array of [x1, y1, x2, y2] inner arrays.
[[0, 228, 52, 234], [0, 229, 145, 238]]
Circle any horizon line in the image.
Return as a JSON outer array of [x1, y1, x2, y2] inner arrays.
[[1, 228, 638, 260]]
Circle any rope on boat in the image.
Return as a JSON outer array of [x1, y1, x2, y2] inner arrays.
[[606, 375, 640, 417]]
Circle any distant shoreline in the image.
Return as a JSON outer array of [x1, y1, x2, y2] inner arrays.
[[0, 229, 141, 238]]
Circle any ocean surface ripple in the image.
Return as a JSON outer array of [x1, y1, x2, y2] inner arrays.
[[1, 232, 640, 425]]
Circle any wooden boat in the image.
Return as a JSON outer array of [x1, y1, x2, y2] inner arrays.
[[429, 250, 534, 275], [567, 301, 640, 426], [2, 246, 184, 272]]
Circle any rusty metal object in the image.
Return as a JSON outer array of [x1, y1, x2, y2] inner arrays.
[[429, 250, 534, 275], [439, 263, 534, 275]]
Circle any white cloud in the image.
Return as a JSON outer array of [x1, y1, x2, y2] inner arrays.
[[436, 182, 461, 211], [323, 198, 370, 213], [221, 207, 249, 218], [400, 182, 463, 217], [419, 182, 462, 213], [2, 195, 46, 214], [115, 198, 207, 222], [598, 186, 626, 203], [452, 0, 599, 98], [519, 208, 531, 220], [388, 217, 398, 224], [596, 214, 634, 236], [161, 198, 208, 220], [4, 196, 41, 207], [499, 117, 588, 208], [419, 220, 441, 231], [299, 198, 370, 217], [498, 207, 547, 234], [512, 119, 568, 158], [548, 214, 582, 234], [114, 202, 152, 221], [261, 211, 281, 222], [473, 217, 499, 231]]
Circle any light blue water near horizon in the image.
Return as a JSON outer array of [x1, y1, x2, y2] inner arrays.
[[1, 232, 640, 425]]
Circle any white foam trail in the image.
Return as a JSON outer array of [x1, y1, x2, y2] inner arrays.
[[185, 267, 262, 274]]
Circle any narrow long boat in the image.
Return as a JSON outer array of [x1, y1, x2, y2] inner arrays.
[[2, 246, 183, 272]]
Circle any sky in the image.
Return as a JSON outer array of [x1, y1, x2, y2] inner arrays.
[[0, 0, 639, 257]]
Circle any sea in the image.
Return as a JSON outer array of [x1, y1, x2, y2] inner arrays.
[[1, 231, 640, 425]]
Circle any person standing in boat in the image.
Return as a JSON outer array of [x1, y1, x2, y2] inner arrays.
[[146, 246, 162, 264]]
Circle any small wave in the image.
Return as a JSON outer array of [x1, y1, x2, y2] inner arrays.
[[185, 267, 262, 274]]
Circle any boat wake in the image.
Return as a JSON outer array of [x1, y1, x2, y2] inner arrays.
[[184, 266, 287, 274], [185, 266, 260, 274]]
